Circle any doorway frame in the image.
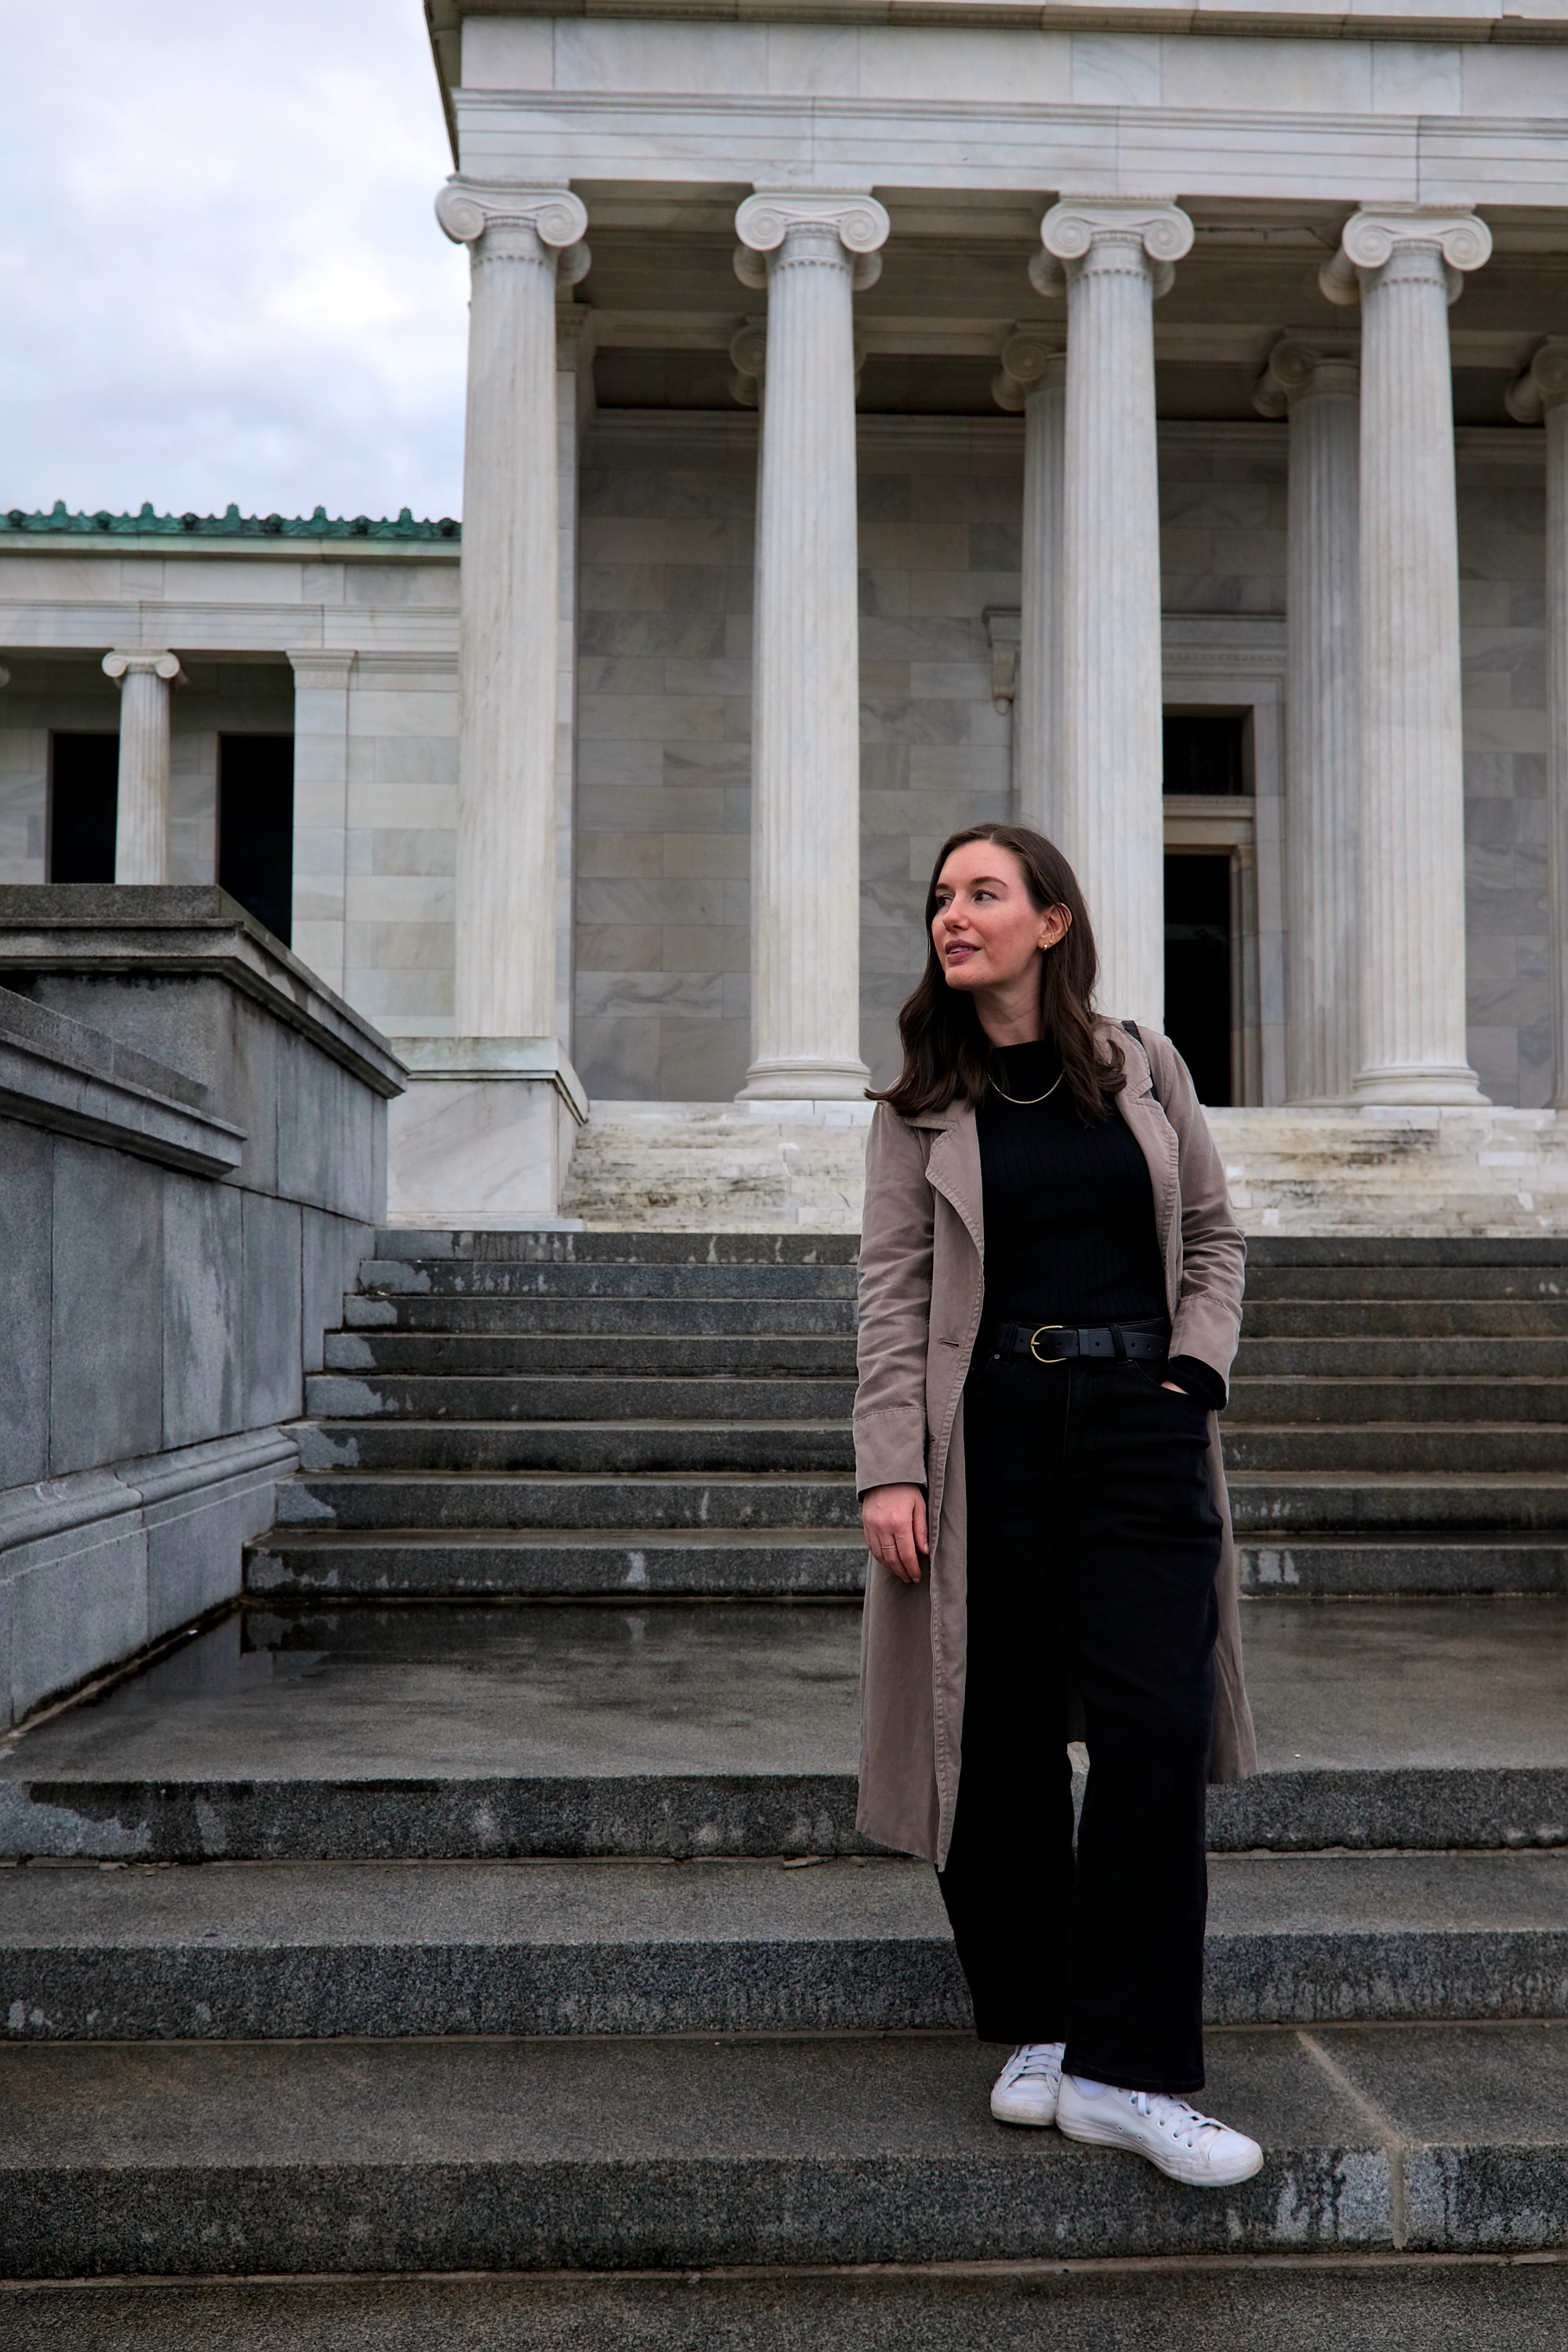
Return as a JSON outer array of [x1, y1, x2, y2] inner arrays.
[[1161, 617, 1287, 1107]]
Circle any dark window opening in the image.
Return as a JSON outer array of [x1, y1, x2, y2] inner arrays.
[[1163, 712, 1247, 797], [1165, 854, 1232, 1107], [218, 734, 295, 946], [49, 733, 119, 881]]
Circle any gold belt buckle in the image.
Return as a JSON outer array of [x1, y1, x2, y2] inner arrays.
[[1029, 1323, 1066, 1365]]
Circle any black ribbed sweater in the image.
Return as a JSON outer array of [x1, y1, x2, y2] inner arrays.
[[976, 1037, 1226, 1409]]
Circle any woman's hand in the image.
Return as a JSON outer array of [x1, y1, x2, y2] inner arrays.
[[862, 1483, 928, 1584]]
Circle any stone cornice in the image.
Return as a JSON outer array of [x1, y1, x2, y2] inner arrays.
[[1319, 206, 1492, 305], [0, 502, 459, 543], [434, 0, 1568, 45]]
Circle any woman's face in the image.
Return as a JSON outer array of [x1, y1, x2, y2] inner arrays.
[[931, 841, 1069, 996]]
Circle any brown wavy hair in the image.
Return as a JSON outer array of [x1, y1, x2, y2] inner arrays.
[[871, 823, 1126, 1125]]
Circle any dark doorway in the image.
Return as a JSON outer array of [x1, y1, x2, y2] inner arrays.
[[1164, 854, 1232, 1106], [49, 733, 120, 881], [1163, 713, 1247, 797], [218, 734, 295, 946]]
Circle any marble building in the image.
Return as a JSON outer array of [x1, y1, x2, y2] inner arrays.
[[8, 1, 1568, 1217]]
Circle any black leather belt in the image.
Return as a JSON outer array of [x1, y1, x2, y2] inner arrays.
[[992, 1319, 1171, 1367]]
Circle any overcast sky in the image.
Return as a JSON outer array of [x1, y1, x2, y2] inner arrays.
[[0, 0, 469, 522]]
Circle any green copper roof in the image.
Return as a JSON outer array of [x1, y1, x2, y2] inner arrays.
[[2, 500, 459, 542]]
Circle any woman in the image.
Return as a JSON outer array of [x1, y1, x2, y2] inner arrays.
[[855, 822, 1261, 2189]]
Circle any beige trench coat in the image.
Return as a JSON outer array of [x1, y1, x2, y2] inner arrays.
[[853, 1018, 1256, 1867]]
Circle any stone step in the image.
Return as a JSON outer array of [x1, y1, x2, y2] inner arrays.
[[1237, 1539, 1568, 1598], [306, 1372, 859, 1424], [1228, 1377, 1568, 1425], [277, 1471, 861, 1532], [2, 1598, 1563, 1860], [344, 1295, 860, 1337], [9, 2254, 1567, 2352], [296, 1420, 858, 1477], [1223, 1428, 1568, 1475], [4, 2024, 1566, 2274], [296, 1419, 1568, 1481], [279, 1465, 1568, 1537], [320, 1330, 1568, 1380], [4, 1851, 1565, 2042], [359, 1257, 860, 1299], [1225, 1473, 1568, 1534], [373, 1229, 862, 1266], [247, 1528, 869, 1601], [322, 1331, 859, 1377], [1241, 1299, 1568, 1336], [1243, 1265, 1568, 1302], [1233, 1338, 1568, 1377]]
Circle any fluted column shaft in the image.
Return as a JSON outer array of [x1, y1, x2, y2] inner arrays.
[[1322, 208, 1491, 1104], [1258, 343, 1361, 1102], [1507, 341, 1568, 1105], [995, 335, 1066, 836], [102, 650, 183, 883], [735, 193, 888, 1099], [1043, 202, 1191, 1026], [437, 179, 587, 1040]]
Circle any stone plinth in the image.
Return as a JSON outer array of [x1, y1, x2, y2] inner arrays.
[[387, 1038, 588, 1227], [0, 885, 405, 1726], [561, 1099, 1568, 1238]]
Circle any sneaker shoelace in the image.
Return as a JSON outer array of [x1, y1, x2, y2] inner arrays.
[[1127, 2090, 1224, 2148], [1009, 2043, 1065, 2082]]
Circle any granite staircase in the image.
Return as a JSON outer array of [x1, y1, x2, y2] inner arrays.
[[2, 1232, 1566, 2347]]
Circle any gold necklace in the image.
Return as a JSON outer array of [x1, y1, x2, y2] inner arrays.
[[989, 1058, 1065, 1106]]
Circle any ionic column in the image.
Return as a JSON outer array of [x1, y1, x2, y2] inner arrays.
[[993, 331, 1066, 837], [1041, 200, 1192, 1026], [733, 191, 889, 1100], [555, 296, 596, 1047], [1507, 339, 1568, 1106], [436, 178, 588, 1040], [1321, 206, 1492, 1104], [1255, 339, 1361, 1102], [101, 650, 184, 883]]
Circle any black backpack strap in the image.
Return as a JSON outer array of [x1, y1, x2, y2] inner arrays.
[[1121, 1018, 1161, 1105]]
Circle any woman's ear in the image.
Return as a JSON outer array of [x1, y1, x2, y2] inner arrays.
[[1040, 904, 1073, 952]]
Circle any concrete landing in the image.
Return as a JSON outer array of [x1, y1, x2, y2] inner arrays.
[[2, 1598, 1565, 1858]]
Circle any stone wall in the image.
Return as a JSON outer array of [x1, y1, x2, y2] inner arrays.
[[573, 412, 1549, 1107], [0, 887, 404, 1726]]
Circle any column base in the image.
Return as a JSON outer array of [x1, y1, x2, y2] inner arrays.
[[385, 1037, 588, 1225], [1350, 1062, 1490, 1108], [738, 1054, 871, 1103]]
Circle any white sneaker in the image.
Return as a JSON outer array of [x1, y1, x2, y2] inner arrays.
[[989, 2041, 1066, 2127], [1055, 2074, 1264, 2187]]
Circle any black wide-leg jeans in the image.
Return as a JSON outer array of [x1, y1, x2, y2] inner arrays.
[[935, 1348, 1224, 2094]]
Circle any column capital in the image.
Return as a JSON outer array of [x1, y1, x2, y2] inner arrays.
[[1505, 336, 1568, 423], [1254, 336, 1360, 419], [1319, 205, 1491, 307], [103, 650, 184, 685], [733, 191, 889, 292], [992, 329, 1065, 415], [729, 318, 768, 408], [1040, 198, 1192, 298], [436, 177, 590, 279]]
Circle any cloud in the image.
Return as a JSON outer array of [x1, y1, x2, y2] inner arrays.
[[0, 0, 468, 519]]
